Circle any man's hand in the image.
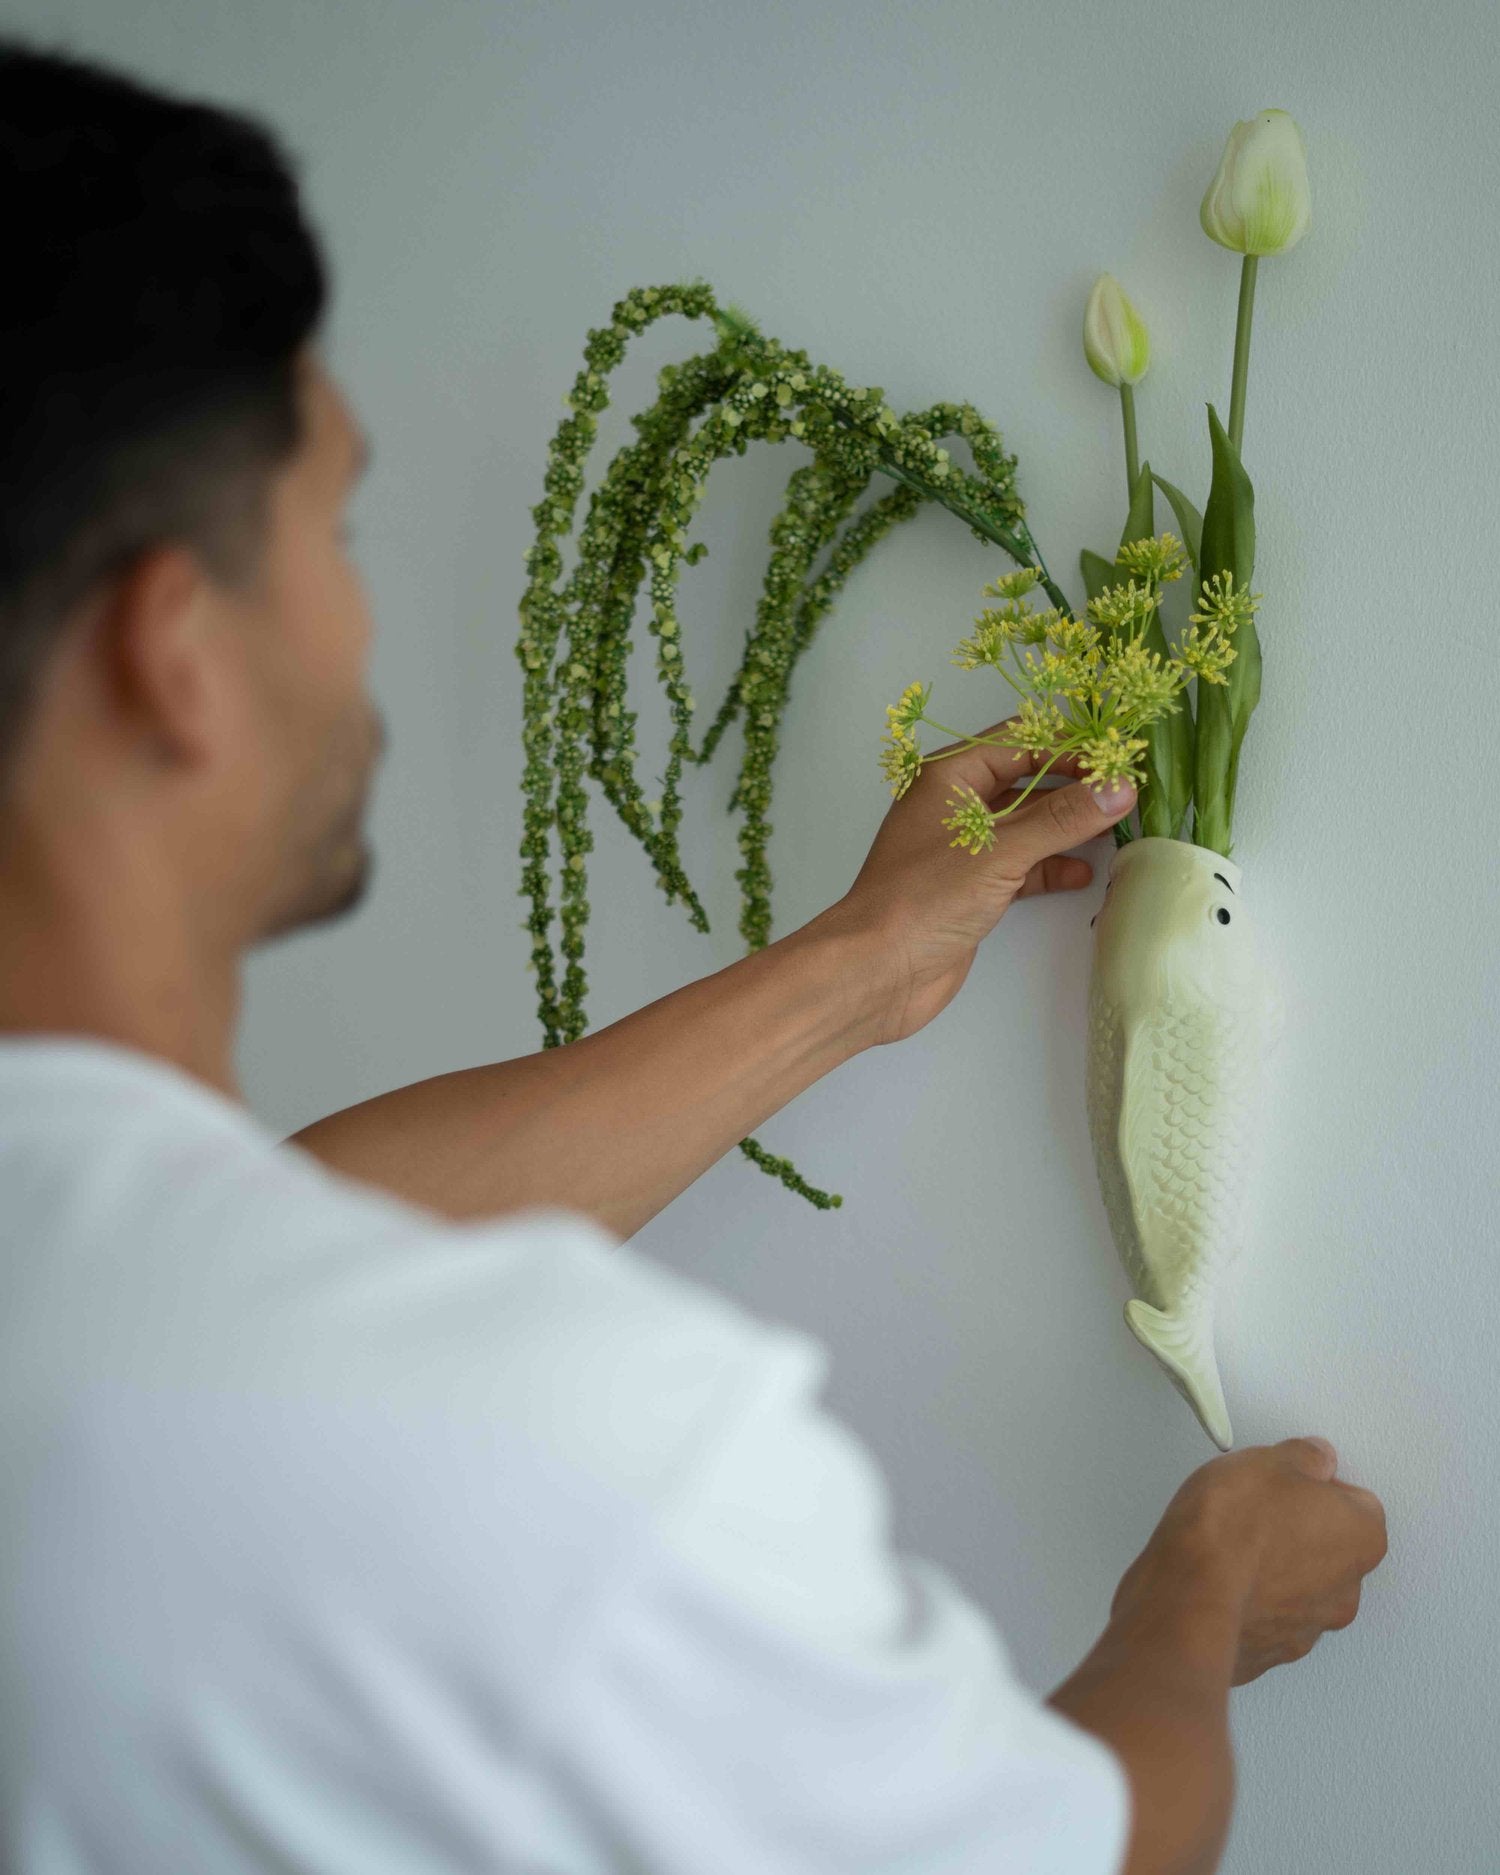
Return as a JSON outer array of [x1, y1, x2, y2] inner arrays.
[[830, 717, 1137, 1048], [1117, 1435, 1389, 1687], [1049, 1438, 1387, 1875]]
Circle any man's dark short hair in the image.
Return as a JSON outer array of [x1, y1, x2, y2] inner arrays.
[[0, 33, 328, 797]]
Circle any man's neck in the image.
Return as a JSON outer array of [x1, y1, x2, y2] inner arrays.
[[0, 905, 243, 1104]]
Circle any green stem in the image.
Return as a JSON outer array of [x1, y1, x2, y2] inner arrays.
[[918, 721, 1116, 820], [1120, 382, 1139, 499], [918, 716, 1015, 749], [865, 450, 1074, 620], [1227, 255, 1258, 456]]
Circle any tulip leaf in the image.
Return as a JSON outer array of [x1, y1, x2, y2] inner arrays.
[[1192, 404, 1259, 857], [1197, 405, 1255, 596], [1117, 458, 1155, 555], [1149, 471, 1203, 575], [1079, 547, 1117, 606]]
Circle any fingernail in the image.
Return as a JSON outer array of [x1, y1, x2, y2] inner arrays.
[[1092, 781, 1136, 813]]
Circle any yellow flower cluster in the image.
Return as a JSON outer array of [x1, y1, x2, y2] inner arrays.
[[1073, 723, 1150, 791], [982, 564, 1044, 600], [880, 680, 928, 798], [1178, 569, 1262, 685], [942, 780, 1001, 854], [878, 532, 1252, 844], [1085, 577, 1161, 635], [1114, 533, 1188, 586], [1189, 568, 1262, 636], [1002, 696, 1071, 756]]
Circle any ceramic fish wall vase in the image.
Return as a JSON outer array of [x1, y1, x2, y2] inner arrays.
[[1086, 836, 1282, 1448]]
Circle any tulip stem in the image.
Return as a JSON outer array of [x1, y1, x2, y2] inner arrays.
[[1227, 255, 1258, 455], [1119, 382, 1139, 502]]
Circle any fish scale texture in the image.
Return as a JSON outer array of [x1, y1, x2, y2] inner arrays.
[[1087, 980, 1262, 1320]]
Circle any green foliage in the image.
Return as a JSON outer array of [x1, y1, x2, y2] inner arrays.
[[1117, 465, 1194, 842], [516, 280, 1051, 1210], [1078, 548, 1117, 605], [1191, 404, 1260, 856], [1149, 471, 1204, 575]]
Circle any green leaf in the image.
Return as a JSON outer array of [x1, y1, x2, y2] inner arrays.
[[1149, 471, 1203, 575], [1079, 547, 1117, 606], [1118, 459, 1155, 552], [1192, 682, 1235, 855], [1197, 406, 1255, 597], [1192, 404, 1259, 857]]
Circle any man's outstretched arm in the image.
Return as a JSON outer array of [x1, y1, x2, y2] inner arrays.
[[286, 901, 876, 1240], [287, 735, 1136, 1235]]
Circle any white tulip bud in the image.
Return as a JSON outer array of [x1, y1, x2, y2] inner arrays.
[[1082, 274, 1151, 387], [1200, 108, 1311, 256]]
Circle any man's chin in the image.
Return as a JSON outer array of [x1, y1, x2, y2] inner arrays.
[[257, 838, 374, 945], [322, 841, 374, 922]]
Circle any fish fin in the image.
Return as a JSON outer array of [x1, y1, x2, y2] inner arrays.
[[1087, 991, 1149, 1297], [1124, 1299, 1234, 1450], [1115, 1016, 1168, 1287]]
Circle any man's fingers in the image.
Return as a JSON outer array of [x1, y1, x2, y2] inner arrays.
[[1283, 1435, 1339, 1478], [973, 779, 1121, 898], [1014, 853, 1094, 898], [915, 717, 1132, 876], [918, 719, 1095, 800], [994, 775, 1137, 875]]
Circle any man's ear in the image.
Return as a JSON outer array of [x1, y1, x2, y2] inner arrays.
[[100, 543, 227, 769]]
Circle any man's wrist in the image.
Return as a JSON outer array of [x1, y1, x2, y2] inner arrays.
[[792, 895, 897, 1059], [1103, 1538, 1248, 1688], [1047, 1548, 1242, 1875]]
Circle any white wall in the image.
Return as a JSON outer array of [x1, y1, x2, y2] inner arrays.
[[32, 0, 1499, 1866]]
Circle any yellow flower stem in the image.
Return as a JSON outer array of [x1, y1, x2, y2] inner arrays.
[[915, 719, 1013, 755], [987, 741, 1087, 815], [1227, 255, 1258, 456], [989, 659, 1040, 704], [1119, 383, 1140, 500], [916, 721, 1094, 813]]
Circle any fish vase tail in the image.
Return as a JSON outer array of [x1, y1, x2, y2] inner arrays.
[[1124, 1298, 1234, 1451]]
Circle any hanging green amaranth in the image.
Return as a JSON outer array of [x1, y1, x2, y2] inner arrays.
[[515, 279, 1065, 1209]]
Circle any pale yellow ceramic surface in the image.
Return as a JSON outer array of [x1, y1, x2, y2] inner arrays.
[[1085, 837, 1281, 1448]]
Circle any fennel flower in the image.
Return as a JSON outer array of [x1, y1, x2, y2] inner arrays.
[[880, 535, 1237, 851]]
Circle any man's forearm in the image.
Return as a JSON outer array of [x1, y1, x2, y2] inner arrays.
[[285, 902, 881, 1240], [1046, 1569, 1241, 1875]]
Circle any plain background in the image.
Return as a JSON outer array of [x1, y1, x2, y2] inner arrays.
[[21, 0, 1499, 1868]]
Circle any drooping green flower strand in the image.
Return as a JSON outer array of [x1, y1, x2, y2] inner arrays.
[[720, 455, 866, 811], [634, 386, 804, 919], [516, 281, 721, 1044], [516, 282, 1057, 1211], [696, 454, 842, 777], [586, 354, 738, 805], [788, 482, 925, 661], [736, 1135, 844, 1211], [551, 356, 741, 1036], [597, 358, 864, 1207], [729, 461, 868, 951]]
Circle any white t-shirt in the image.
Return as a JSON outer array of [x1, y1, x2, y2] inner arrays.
[[0, 1033, 1130, 1873]]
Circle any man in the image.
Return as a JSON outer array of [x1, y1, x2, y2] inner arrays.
[[0, 32, 1386, 1875]]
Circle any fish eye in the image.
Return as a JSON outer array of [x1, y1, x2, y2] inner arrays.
[[1213, 907, 1231, 925]]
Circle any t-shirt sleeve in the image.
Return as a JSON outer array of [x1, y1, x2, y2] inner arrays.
[[538, 1326, 1133, 1875]]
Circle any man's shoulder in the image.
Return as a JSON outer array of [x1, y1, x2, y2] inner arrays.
[[4, 1058, 796, 1511]]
